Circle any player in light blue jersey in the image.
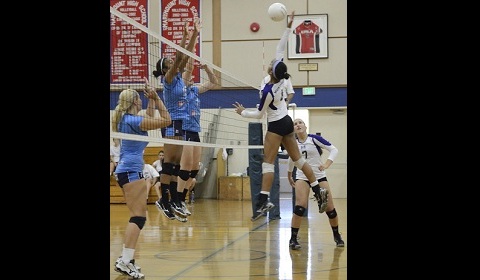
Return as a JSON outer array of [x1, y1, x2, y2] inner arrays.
[[233, 11, 328, 222], [152, 18, 201, 221], [287, 118, 345, 250], [177, 55, 218, 215], [111, 82, 171, 279]]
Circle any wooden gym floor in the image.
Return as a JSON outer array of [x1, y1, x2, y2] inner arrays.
[[110, 195, 347, 280]]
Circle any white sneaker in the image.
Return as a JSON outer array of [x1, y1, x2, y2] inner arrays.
[[251, 201, 274, 221], [114, 259, 144, 279], [116, 256, 141, 271], [181, 201, 192, 216]]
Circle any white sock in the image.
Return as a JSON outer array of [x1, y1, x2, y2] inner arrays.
[[121, 247, 135, 263]]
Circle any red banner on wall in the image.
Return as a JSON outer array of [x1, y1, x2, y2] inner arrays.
[[160, 0, 201, 83], [110, 0, 149, 84]]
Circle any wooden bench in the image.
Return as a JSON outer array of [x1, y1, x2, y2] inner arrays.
[[110, 146, 164, 204]]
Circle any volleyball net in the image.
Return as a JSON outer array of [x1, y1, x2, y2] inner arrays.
[[110, 6, 268, 150]]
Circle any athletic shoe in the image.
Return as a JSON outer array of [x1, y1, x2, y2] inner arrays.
[[334, 234, 345, 247], [173, 212, 188, 222], [289, 239, 301, 250], [251, 201, 274, 221], [116, 256, 141, 271], [313, 187, 329, 213], [171, 201, 187, 217], [181, 201, 192, 216], [114, 259, 144, 279], [156, 200, 175, 220]]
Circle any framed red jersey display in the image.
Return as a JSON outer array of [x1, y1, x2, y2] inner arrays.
[[288, 14, 328, 59]]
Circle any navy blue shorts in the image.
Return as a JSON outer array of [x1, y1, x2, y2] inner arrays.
[[115, 171, 144, 188]]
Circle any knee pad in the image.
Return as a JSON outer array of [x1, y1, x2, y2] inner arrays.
[[326, 208, 337, 219], [129, 216, 146, 229], [162, 162, 174, 176], [173, 165, 180, 176], [190, 169, 199, 178], [262, 162, 275, 174], [293, 205, 306, 217], [178, 169, 190, 181], [293, 157, 306, 169]]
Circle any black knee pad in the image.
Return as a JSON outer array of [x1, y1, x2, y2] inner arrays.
[[293, 205, 306, 217], [326, 208, 337, 219], [162, 162, 174, 176], [129, 216, 146, 229], [190, 169, 199, 178], [174, 165, 181, 176], [178, 169, 190, 181]]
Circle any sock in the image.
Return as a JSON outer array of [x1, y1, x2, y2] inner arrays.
[[332, 225, 339, 235], [291, 227, 299, 240], [182, 188, 188, 202], [121, 247, 135, 263], [257, 193, 269, 206], [177, 191, 184, 204], [169, 182, 178, 202], [160, 183, 169, 202]]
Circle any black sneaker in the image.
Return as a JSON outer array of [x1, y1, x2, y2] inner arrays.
[[334, 234, 345, 247], [313, 187, 329, 213], [181, 201, 192, 216], [251, 201, 274, 221], [289, 239, 301, 250], [171, 201, 188, 217], [156, 200, 175, 220]]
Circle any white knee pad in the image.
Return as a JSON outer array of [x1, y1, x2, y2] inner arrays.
[[293, 157, 306, 169], [262, 162, 275, 174]]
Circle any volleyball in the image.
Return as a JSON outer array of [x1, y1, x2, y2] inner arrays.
[[268, 3, 287, 22]]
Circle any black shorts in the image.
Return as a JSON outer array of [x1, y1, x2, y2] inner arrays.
[[185, 131, 200, 142], [296, 177, 328, 184], [115, 171, 144, 188], [267, 115, 294, 136], [161, 120, 186, 138]]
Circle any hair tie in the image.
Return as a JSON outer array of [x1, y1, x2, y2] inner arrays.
[[272, 60, 281, 79], [159, 58, 165, 74]]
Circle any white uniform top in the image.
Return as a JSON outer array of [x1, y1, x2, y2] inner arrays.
[[143, 163, 160, 179], [110, 144, 121, 163], [260, 75, 294, 99], [242, 80, 289, 122], [288, 134, 338, 180], [152, 159, 163, 173]]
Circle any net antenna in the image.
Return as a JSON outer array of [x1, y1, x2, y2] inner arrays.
[[110, 6, 266, 150]]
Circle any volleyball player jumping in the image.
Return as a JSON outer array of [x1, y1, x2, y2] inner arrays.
[[233, 11, 328, 221]]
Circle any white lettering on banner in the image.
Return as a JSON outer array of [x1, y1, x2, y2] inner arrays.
[[160, 0, 200, 82], [178, 0, 191, 7]]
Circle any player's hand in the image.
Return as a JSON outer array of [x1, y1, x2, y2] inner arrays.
[[287, 11, 295, 28], [233, 101, 245, 115]]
